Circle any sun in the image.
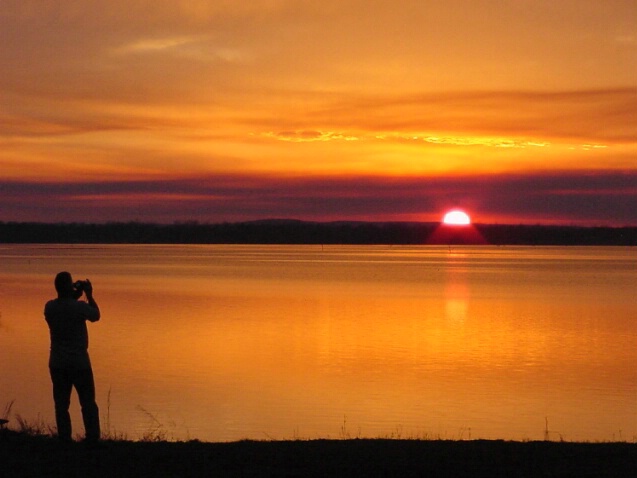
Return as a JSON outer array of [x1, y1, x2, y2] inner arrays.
[[443, 210, 471, 225]]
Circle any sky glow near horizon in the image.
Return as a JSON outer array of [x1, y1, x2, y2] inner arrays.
[[1, 1, 636, 225]]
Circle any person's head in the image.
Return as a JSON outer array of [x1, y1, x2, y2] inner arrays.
[[54, 271, 74, 298]]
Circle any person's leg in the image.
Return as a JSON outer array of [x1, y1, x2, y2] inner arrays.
[[74, 368, 101, 442], [50, 368, 73, 441]]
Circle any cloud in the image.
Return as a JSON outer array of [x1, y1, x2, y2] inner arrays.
[[265, 130, 552, 148], [0, 1, 634, 217], [302, 89, 637, 144], [615, 34, 637, 45], [3, 1, 636, 104], [264, 131, 360, 142], [2, 171, 635, 226], [113, 36, 203, 55], [110, 34, 251, 65], [2, 84, 634, 183]]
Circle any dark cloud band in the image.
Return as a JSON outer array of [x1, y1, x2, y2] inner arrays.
[[1, 170, 635, 226]]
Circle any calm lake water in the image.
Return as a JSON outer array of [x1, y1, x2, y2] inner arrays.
[[0, 244, 635, 442]]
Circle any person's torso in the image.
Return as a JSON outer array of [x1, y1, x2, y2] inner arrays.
[[44, 298, 92, 369]]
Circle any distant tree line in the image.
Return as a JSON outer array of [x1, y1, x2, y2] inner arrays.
[[0, 220, 635, 245]]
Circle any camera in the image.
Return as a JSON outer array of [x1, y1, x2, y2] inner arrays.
[[74, 280, 88, 292]]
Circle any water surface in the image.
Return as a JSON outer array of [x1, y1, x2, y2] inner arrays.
[[0, 245, 635, 442]]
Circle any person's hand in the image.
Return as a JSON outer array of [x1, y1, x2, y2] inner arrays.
[[84, 279, 93, 296]]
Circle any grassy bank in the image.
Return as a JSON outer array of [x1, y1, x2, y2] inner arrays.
[[1, 429, 635, 477]]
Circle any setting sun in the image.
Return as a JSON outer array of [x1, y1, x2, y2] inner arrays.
[[443, 210, 471, 225]]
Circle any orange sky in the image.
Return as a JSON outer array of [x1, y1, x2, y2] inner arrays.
[[1, 1, 636, 225]]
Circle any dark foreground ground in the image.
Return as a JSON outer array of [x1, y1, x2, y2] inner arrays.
[[1, 430, 635, 478]]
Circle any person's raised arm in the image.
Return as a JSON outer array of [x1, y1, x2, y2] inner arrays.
[[83, 279, 100, 322]]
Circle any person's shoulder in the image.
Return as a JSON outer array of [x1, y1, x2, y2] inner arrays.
[[44, 298, 63, 319], [44, 298, 58, 310], [45, 298, 77, 311]]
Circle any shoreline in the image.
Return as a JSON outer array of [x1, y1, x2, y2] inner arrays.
[[1, 220, 636, 245], [2, 430, 635, 477]]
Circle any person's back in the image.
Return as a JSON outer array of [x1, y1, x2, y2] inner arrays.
[[45, 296, 99, 369], [44, 272, 101, 443]]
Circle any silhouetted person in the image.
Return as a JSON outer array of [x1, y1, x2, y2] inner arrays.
[[44, 271, 101, 443]]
